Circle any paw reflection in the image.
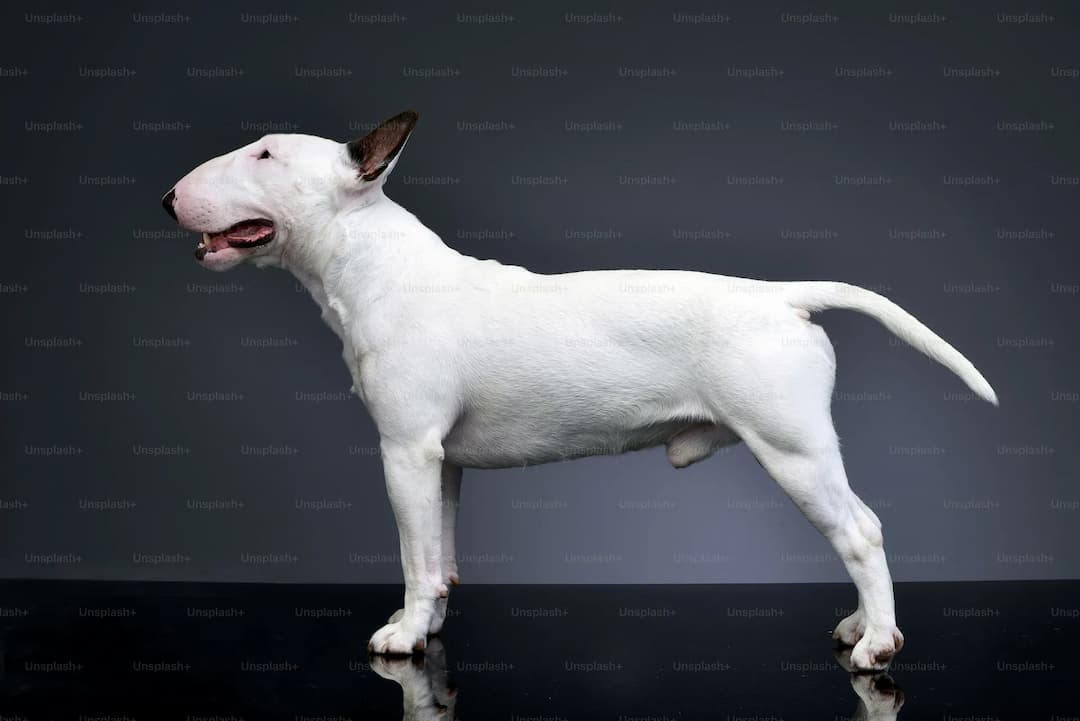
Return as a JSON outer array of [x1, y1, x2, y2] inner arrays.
[[371, 636, 456, 721], [850, 673, 905, 721], [834, 645, 905, 720]]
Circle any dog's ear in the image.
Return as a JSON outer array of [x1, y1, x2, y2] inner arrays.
[[346, 110, 419, 182]]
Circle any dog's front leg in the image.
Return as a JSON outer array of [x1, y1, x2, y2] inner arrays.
[[368, 440, 446, 655], [386, 461, 461, 634]]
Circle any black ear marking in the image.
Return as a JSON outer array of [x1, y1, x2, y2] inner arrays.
[[347, 110, 419, 182]]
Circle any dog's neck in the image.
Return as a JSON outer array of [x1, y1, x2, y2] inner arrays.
[[266, 185, 465, 352]]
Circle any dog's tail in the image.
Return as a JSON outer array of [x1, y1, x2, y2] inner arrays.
[[781, 281, 998, 406]]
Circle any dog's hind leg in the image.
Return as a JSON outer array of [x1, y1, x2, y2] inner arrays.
[[441, 463, 462, 587], [718, 321, 902, 671], [429, 463, 461, 634], [832, 495, 885, 646], [739, 423, 903, 672]]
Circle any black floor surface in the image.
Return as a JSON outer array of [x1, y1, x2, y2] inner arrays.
[[0, 580, 1075, 719]]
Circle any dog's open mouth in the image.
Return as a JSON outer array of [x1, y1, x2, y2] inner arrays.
[[196, 219, 275, 258]]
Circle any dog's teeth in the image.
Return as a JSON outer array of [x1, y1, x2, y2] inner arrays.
[[200, 232, 210, 248]]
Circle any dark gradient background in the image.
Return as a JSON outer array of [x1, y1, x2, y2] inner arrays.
[[1, 0, 1077, 583]]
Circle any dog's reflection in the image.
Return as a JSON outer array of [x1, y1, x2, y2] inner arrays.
[[370, 637, 456, 721], [370, 639, 904, 721]]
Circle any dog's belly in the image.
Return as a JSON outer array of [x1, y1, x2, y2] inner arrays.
[[442, 413, 695, 469]]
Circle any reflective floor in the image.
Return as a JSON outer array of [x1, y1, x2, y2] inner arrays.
[[0, 580, 1074, 719]]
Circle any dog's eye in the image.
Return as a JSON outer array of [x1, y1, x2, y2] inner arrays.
[[258, 149, 272, 160]]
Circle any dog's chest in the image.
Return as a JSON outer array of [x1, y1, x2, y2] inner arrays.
[[300, 279, 368, 399]]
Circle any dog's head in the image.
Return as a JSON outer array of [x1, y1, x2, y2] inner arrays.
[[161, 110, 418, 271]]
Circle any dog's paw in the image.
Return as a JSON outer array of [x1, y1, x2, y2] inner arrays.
[[369, 621, 427, 655], [849, 626, 904, 672], [388, 608, 405, 624], [851, 672, 905, 720], [833, 609, 865, 647]]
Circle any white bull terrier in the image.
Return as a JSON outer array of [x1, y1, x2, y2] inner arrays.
[[162, 110, 997, 671]]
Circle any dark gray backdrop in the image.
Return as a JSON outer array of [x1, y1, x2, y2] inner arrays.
[[2, 0, 1077, 583]]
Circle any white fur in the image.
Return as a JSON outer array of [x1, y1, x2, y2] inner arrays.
[[164, 123, 996, 669]]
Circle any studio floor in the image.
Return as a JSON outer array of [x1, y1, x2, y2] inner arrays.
[[0, 580, 1073, 719]]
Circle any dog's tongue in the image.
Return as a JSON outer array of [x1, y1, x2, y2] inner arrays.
[[206, 233, 232, 252], [222, 221, 268, 240], [206, 220, 273, 250]]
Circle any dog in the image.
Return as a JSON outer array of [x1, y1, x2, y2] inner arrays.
[[161, 110, 997, 670]]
